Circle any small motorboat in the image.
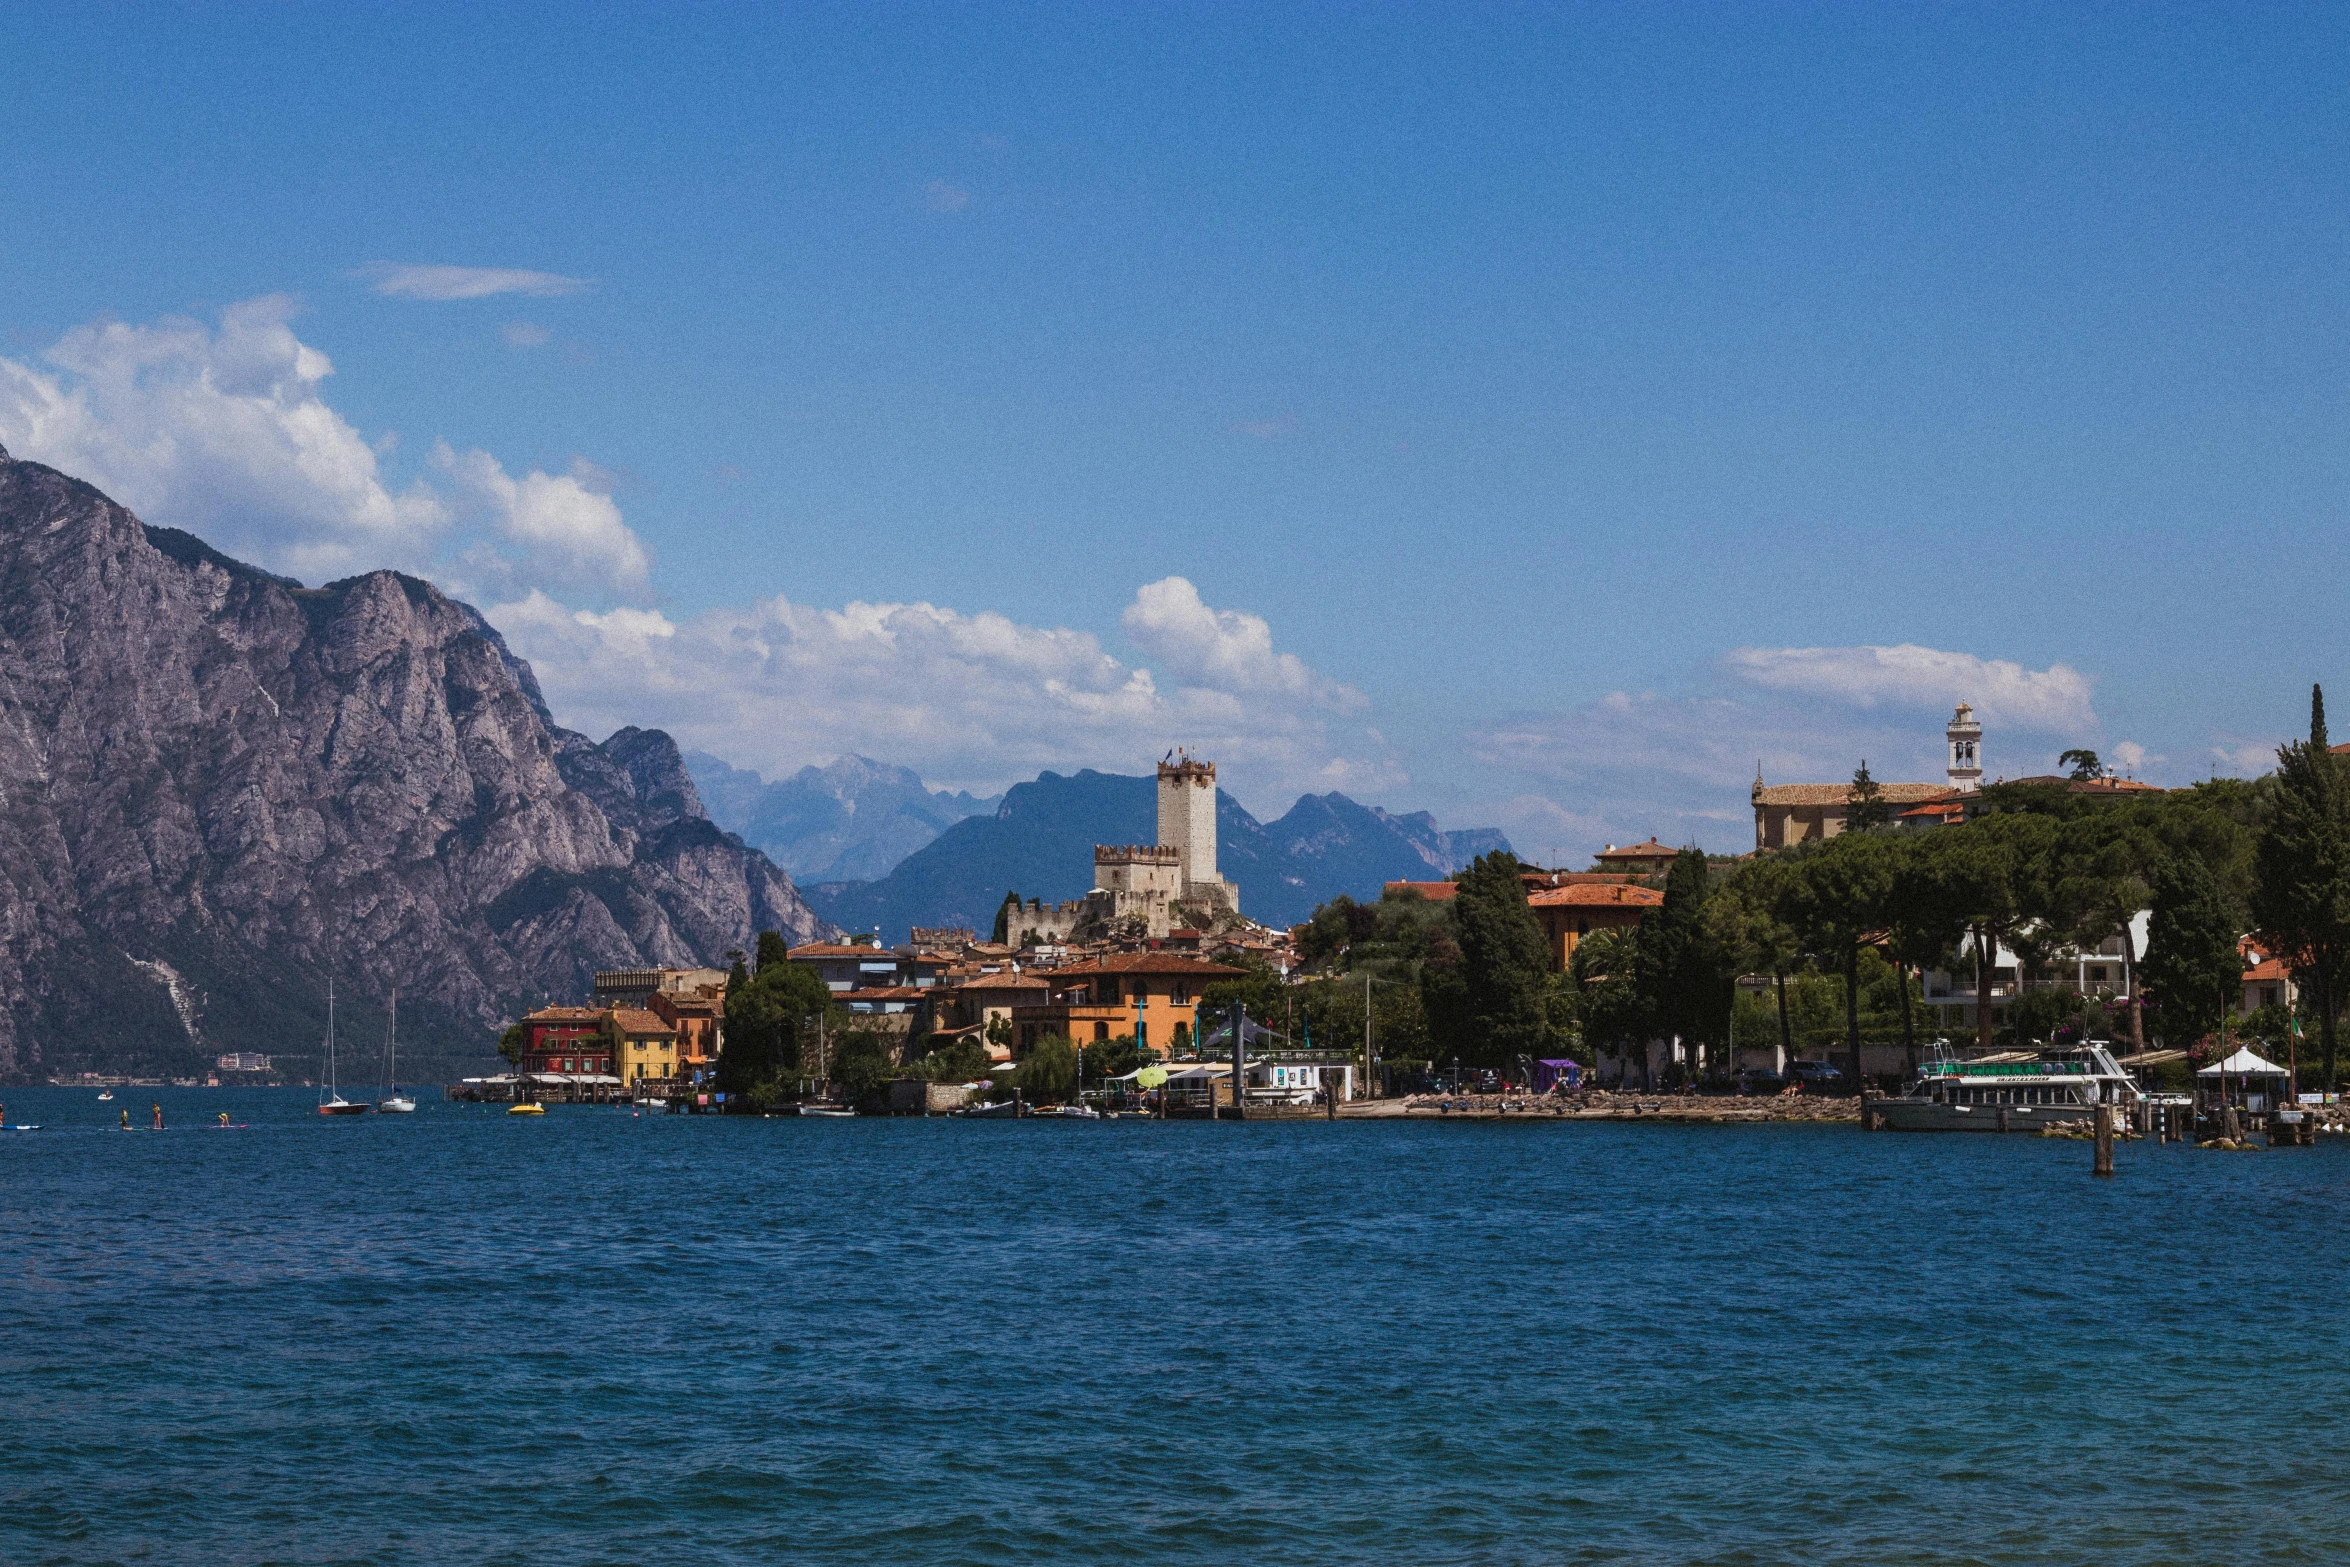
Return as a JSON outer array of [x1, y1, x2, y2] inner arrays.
[[1051, 1104, 1101, 1120], [956, 1099, 1021, 1119], [5, 1124, 43, 1132], [796, 1104, 856, 1118], [507, 1101, 546, 1116], [97, 1090, 113, 1101]]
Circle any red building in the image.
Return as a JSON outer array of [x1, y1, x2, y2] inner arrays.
[[520, 1005, 612, 1075]]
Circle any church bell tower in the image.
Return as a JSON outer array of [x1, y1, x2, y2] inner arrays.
[[1946, 703, 1983, 793]]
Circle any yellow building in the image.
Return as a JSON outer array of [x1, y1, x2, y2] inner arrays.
[[1009, 953, 1243, 1057], [609, 1008, 679, 1084]]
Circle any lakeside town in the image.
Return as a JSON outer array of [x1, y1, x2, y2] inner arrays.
[[394, 694, 2350, 1146]]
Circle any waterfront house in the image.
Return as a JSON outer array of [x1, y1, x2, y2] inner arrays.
[[610, 1008, 680, 1085], [520, 1005, 612, 1075], [649, 990, 721, 1077], [1008, 953, 1242, 1056]]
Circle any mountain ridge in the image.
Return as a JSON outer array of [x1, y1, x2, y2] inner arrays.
[[686, 751, 1000, 883], [0, 446, 833, 1082]]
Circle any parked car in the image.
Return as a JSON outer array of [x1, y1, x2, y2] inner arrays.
[[1737, 1070, 1788, 1094], [1789, 1060, 1845, 1088]]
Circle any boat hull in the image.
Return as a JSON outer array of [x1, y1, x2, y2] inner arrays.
[[376, 1097, 417, 1114], [318, 1101, 370, 1116], [1877, 1099, 2098, 1133]]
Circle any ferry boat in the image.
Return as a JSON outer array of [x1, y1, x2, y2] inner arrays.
[[1877, 1040, 2145, 1133]]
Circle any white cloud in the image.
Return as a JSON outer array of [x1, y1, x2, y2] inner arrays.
[[922, 181, 970, 212], [1122, 577, 1364, 710], [358, 263, 591, 301], [491, 580, 1394, 808], [434, 445, 650, 597], [2111, 741, 2149, 770], [0, 298, 650, 603], [2210, 740, 2282, 776], [500, 321, 551, 349], [0, 295, 447, 580], [1724, 643, 2097, 731]]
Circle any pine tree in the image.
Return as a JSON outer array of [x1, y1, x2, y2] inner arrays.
[[2252, 684, 2350, 1086]]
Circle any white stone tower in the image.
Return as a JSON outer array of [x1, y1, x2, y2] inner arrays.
[[1946, 703, 1983, 793], [1157, 751, 1237, 915]]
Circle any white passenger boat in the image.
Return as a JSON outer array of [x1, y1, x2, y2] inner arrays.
[[1877, 1040, 2145, 1133]]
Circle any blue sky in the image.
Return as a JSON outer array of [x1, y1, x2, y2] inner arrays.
[[3, 4, 2346, 862]]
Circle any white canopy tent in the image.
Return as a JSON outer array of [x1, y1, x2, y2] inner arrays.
[[2197, 1048, 2288, 1078]]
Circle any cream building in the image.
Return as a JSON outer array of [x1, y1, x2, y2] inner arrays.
[[1751, 704, 1981, 850]]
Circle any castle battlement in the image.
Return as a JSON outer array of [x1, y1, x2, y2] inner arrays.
[[1157, 758, 1215, 787], [1094, 844, 1181, 866]]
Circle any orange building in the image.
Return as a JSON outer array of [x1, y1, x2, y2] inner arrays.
[[650, 990, 721, 1076], [1527, 882, 1664, 972], [1008, 953, 1242, 1057]]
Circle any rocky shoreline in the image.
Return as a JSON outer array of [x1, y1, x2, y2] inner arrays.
[[1345, 1090, 1860, 1123]]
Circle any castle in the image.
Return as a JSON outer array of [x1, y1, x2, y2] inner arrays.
[[1002, 751, 1243, 943]]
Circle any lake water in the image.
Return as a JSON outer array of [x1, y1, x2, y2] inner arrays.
[[2, 1087, 2345, 1565]]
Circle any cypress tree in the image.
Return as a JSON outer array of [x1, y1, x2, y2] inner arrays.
[[2253, 684, 2350, 1086], [2141, 851, 2241, 1050], [1447, 851, 1552, 1070], [1846, 761, 1891, 831]]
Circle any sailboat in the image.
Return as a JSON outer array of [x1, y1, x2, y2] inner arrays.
[[318, 976, 369, 1116], [377, 989, 416, 1113]]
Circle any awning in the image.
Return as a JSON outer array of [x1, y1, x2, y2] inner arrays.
[[2198, 1047, 2289, 1077]]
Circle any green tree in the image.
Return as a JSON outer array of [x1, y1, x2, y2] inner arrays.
[[2252, 684, 2350, 1087], [1905, 814, 2053, 1053], [2141, 850, 2241, 1049], [1846, 761, 1892, 832], [497, 1020, 528, 1067], [715, 932, 836, 1102], [1015, 1035, 1078, 1101], [830, 1028, 901, 1107], [1446, 851, 1553, 1069], [2060, 748, 2102, 781], [1712, 855, 1805, 1067], [1790, 833, 1902, 1088], [991, 891, 1021, 946], [1639, 847, 1727, 1074], [1572, 927, 1648, 1083]]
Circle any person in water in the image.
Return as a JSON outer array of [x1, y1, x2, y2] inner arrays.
[[120, 1108, 131, 1131], [151, 1103, 163, 1131]]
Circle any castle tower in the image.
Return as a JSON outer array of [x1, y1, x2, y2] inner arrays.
[[1158, 752, 1217, 889], [1946, 703, 1983, 793]]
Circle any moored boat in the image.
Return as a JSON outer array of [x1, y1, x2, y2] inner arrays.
[[1878, 1040, 2144, 1133], [507, 1101, 546, 1116], [317, 978, 371, 1116], [377, 988, 416, 1113]]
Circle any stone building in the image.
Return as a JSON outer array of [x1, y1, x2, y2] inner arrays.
[[1751, 704, 1982, 851]]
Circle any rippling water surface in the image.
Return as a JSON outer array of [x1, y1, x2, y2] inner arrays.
[[3, 1087, 2346, 1565]]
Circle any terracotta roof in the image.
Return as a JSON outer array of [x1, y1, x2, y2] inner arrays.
[[788, 943, 893, 959], [1900, 799, 1968, 822], [610, 1008, 675, 1036], [955, 972, 1050, 991], [1051, 953, 1245, 977], [844, 986, 923, 1001], [1594, 839, 1678, 862], [2241, 936, 2293, 984], [525, 1006, 603, 1022], [1527, 884, 1665, 909], [1383, 880, 1460, 901], [1753, 782, 1952, 806]]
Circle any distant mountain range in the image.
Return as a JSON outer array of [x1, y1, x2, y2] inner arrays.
[[685, 752, 1000, 883], [0, 445, 831, 1083], [800, 768, 1510, 941]]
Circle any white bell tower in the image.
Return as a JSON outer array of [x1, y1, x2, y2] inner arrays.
[[1946, 703, 1983, 793]]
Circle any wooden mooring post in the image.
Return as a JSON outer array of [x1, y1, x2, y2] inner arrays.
[[2094, 1104, 2115, 1177]]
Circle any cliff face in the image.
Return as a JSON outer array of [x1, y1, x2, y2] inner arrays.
[[0, 447, 833, 1081]]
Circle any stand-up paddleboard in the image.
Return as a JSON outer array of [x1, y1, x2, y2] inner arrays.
[[6, 1124, 43, 1132]]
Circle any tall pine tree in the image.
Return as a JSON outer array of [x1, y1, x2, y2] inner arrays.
[[1846, 761, 1891, 831], [2141, 850, 2241, 1051]]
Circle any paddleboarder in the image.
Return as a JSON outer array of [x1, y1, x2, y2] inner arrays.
[[151, 1102, 163, 1131], [120, 1108, 130, 1131], [218, 1111, 231, 1128]]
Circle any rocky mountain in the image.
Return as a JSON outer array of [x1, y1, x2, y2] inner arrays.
[[685, 751, 1000, 883], [805, 769, 1509, 941], [0, 446, 833, 1083]]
